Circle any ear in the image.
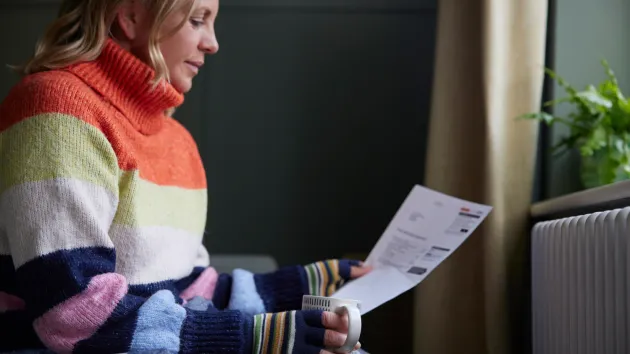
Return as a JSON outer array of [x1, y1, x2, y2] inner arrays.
[[114, 0, 146, 41]]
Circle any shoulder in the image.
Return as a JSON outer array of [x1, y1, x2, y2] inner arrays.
[[164, 117, 195, 139], [161, 118, 206, 184], [0, 70, 108, 133], [162, 117, 204, 160]]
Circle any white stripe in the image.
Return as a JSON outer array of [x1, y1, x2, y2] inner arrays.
[[193, 244, 210, 268], [109, 224, 203, 285], [0, 178, 117, 268], [287, 311, 296, 353]]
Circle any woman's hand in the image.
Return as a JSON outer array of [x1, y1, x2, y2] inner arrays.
[[349, 261, 372, 279], [320, 311, 362, 354], [303, 259, 373, 297], [253, 310, 361, 354]]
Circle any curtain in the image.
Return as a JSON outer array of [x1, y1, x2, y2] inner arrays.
[[414, 0, 548, 353]]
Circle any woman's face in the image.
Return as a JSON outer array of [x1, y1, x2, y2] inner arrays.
[[159, 0, 219, 93], [118, 0, 220, 93]]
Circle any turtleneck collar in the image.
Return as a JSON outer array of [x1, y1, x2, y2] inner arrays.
[[66, 38, 184, 135]]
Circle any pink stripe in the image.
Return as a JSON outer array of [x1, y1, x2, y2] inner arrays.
[[0, 291, 26, 312], [180, 267, 219, 301], [33, 273, 128, 354]]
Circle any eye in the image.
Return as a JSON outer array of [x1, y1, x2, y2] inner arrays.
[[190, 18, 204, 28]]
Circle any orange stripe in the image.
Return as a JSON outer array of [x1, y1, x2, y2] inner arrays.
[[261, 314, 273, 353], [273, 313, 285, 354], [0, 71, 206, 189], [316, 262, 329, 296], [327, 260, 339, 296]]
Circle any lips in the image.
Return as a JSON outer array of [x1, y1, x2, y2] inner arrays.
[[185, 61, 203, 74]]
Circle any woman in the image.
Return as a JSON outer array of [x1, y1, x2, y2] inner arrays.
[[0, 0, 371, 353]]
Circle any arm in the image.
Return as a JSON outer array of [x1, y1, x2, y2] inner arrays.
[[0, 113, 251, 354], [205, 259, 361, 315]]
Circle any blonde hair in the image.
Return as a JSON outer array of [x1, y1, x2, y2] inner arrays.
[[16, 0, 196, 84]]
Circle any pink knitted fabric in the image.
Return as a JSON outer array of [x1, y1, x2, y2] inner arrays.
[[180, 267, 219, 302], [33, 273, 128, 353], [0, 291, 25, 312]]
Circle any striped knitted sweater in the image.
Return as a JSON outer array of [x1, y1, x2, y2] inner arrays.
[[0, 39, 353, 353]]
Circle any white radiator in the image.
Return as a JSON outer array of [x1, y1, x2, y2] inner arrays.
[[531, 208, 630, 354]]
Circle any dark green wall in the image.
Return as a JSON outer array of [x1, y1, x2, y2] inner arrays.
[[175, 0, 437, 267]]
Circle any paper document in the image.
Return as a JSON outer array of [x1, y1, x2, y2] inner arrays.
[[333, 184, 492, 314]]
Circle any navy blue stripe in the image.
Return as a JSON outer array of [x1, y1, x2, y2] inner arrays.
[[253, 266, 308, 312], [281, 312, 292, 353], [0, 310, 45, 352], [212, 273, 233, 310], [129, 282, 182, 303], [179, 308, 249, 354], [73, 295, 144, 354], [15, 247, 116, 317], [0, 255, 17, 293], [267, 313, 278, 354], [13, 247, 196, 316]]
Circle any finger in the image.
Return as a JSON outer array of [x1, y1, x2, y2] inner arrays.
[[349, 264, 372, 278], [319, 350, 336, 354], [302, 310, 327, 327], [331, 340, 361, 353], [321, 311, 349, 332], [305, 325, 326, 346], [323, 329, 348, 348]]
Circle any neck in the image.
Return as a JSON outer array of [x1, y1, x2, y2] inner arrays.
[[66, 38, 184, 135]]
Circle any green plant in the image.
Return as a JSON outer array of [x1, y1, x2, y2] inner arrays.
[[519, 60, 630, 189]]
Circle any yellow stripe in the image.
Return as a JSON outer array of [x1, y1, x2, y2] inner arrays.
[[0, 113, 118, 195], [114, 171, 207, 234], [0, 113, 207, 234], [316, 262, 328, 296]]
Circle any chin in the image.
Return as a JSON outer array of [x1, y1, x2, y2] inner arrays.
[[171, 78, 193, 93]]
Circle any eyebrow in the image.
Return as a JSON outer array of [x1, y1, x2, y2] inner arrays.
[[193, 6, 213, 17]]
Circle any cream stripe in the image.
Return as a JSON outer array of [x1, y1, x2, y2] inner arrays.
[[193, 244, 211, 268], [109, 224, 203, 285], [0, 113, 119, 195], [114, 171, 207, 234], [286, 311, 296, 353], [0, 178, 117, 268]]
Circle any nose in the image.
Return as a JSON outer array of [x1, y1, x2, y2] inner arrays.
[[200, 29, 219, 55]]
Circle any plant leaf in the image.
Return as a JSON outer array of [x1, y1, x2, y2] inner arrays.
[[517, 112, 555, 124], [576, 86, 613, 113]]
